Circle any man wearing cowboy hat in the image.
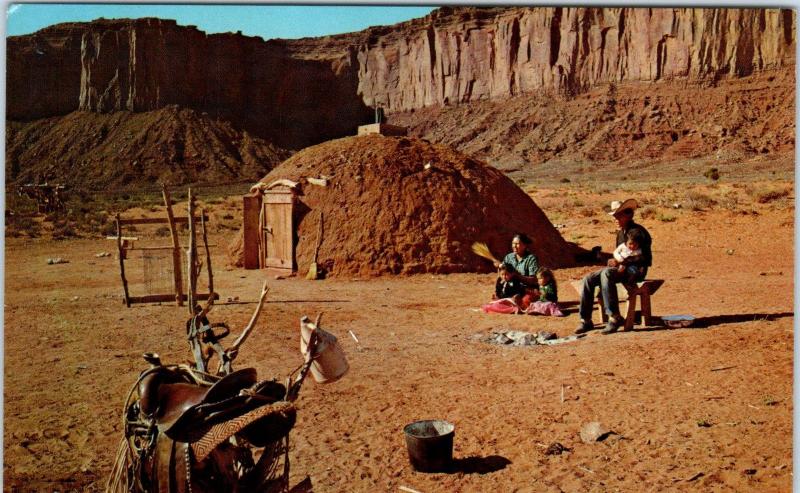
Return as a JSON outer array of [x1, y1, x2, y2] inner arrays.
[[575, 198, 652, 335]]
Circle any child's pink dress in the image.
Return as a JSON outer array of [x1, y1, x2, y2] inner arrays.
[[524, 282, 565, 316], [481, 298, 522, 314], [524, 300, 565, 317], [481, 284, 565, 317]]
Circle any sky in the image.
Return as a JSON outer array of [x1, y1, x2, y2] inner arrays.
[[5, 1, 795, 40], [6, 4, 437, 40]]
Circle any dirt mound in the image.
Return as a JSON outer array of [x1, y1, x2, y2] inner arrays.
[[389, 68, 795, 174], [6, 105, 290, 189], [244, 135, 583, 277]]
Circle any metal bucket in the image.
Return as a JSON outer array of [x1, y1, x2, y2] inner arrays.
[[300, 320, 349, 384], [403, 420, 455, 472]]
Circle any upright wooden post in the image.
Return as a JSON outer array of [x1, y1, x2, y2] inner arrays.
[[201, 209, 214, 297], [187, 189, 197, 314], [242, 195, 262, 269], [116, 213, 130, 307], [162, 185, 184, 306]]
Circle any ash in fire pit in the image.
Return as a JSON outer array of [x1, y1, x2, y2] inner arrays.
[[484, 330, 584, 347]]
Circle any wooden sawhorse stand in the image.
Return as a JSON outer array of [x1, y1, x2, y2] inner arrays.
[[597, 279, 665, 331]]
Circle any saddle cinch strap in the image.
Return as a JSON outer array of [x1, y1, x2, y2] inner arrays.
[[152, 435, 191, 493]]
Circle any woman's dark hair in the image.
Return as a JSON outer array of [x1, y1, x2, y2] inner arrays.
[[513, 233, 532, 245]]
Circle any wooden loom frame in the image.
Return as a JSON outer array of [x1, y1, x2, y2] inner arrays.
[[115, 185, 218, 309]]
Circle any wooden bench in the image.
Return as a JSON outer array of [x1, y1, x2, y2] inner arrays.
[[571, 279, 665, 331]]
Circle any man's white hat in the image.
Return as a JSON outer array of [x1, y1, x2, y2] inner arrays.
[[608, 198, 638, 216]]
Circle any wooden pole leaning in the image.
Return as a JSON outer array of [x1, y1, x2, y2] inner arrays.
[[162, 184, 184, 306], [201, 209, 214, 297], [116, 213, 131, 307], [228, 282, 270, 354], [187, 188, 197, 314]]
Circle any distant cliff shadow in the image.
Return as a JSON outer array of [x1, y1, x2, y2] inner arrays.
[[449, 455, 511, 474]]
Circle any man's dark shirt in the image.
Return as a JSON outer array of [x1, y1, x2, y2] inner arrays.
[[616, 220, 652, 268]]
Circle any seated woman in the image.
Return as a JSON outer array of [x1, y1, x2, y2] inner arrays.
[[499, 233, 539, 289]]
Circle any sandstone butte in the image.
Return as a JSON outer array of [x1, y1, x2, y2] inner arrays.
[[7, 7, 795, 151]]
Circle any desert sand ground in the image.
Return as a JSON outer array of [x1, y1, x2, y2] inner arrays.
[[3, 182, 794, 492]]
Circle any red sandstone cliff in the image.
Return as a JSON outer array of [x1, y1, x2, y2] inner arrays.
[[9, 8, 794, 122], [9, 18, 371, 150], [350, 7, 795, 111]]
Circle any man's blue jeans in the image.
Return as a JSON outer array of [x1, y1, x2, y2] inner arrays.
[[578, 267, 647, 321]]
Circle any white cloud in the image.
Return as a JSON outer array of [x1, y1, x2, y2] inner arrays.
[[7, 4, 21, 17]]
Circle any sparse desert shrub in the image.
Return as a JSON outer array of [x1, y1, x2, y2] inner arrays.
[[578, 206, 595, 217], [638, 206, 657, 219], [718, 190, 740, 211], [658, 213, 677, 223], [592, 185, 610, 194], [155, 226, 171, 237], [560, 177, 571, 183], [704, 167, 720, 180], [685, 191, 716, 211], [6, 214, 41, 238], [52, 220, 79, 240], [222, 214, 234, 221], [754, 188, 790, 204], [100, 221, 118, 236]]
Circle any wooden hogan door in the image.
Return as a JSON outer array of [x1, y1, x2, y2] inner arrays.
[[262, 188, 295, 272]]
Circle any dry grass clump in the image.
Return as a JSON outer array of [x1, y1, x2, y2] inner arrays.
[[658, 213, 677, 223], [5, 214, 41, 238], [717, 189, 741, 211], [685, 190, 717, 211], [51, 219, 80, 240], [638, 205, 657, 219], [5, 183, 246, 240], [750, 186, 791, 204]]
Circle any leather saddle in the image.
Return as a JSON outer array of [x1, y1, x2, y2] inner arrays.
[[139, 367, 288, 443]]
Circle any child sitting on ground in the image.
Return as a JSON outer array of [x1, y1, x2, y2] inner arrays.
[[482, 262, 528, 314], [613, 229, 644, 284], [524, 267, 565, 316]]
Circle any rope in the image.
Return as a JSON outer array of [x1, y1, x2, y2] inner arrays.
[[104, 437, 130, 493]]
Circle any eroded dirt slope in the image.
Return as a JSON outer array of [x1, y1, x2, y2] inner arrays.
[[6, 105, 290, 189], [389, 69, 795, 173]]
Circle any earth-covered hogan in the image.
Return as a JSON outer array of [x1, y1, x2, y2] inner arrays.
[[231, 134, 585, 277]]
